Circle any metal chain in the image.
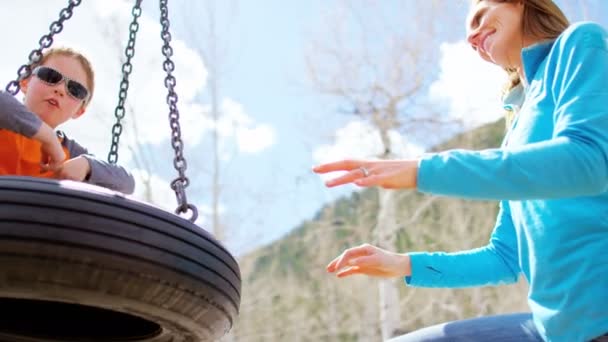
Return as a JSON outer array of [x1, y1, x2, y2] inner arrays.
[[107, 0, 144, 164], [4, 0, 82, 95], [160, 0, 198, 222]]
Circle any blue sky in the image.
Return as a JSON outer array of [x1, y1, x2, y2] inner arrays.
[[169, 0, 351, 250], [168, 1, 472, 252], [2, 1, 607, 255]]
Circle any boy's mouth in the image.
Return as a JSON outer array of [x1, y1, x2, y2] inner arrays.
[[46, 99, 59, 108]]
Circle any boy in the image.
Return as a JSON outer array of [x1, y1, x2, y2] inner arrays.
[[0, 47, 134, 194]]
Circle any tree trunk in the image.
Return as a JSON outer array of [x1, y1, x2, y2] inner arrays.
[[376, 189, 402, 340]]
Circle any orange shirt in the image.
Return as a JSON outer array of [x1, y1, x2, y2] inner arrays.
[[0, 130, 69, 178]]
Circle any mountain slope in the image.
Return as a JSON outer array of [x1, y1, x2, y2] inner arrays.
[[232, 119, 529, 342]]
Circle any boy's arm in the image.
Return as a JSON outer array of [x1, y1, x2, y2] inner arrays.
[[0, 91, 42, 137], [0, 92, 66, 169], [61, 134, 136, 195]]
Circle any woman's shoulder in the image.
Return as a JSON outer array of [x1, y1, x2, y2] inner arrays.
[[556, 21, 607, 50]]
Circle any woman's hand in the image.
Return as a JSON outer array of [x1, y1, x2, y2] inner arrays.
[[327, 243, 412, 278], [312, 159, 419, 189]]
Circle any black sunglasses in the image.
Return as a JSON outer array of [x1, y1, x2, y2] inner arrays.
[[32, 66, 89, 102]]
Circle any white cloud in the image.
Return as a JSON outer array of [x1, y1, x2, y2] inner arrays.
[[130, 168, 217, 227], [388, 130, 425, 158], [215, 98, 276, 154], [199, 204, 227, 220], [313, 121, 382, 164], [429, 40, 506, 129], [312, 120, 424, 181], [236, 124, 275, 153], [129, 168, 177, 211]]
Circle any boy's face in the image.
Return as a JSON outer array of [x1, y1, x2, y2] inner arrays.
[[21, 55, 89, 129]]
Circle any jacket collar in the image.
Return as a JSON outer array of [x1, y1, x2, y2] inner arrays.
[[520, 39, 555, 87], [502, 39, 555, 111]]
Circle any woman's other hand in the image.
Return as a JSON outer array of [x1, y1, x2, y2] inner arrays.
[[327, 243, 412, 279]]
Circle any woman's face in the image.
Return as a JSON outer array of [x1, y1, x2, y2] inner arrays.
[[466, 1, 526, 69]]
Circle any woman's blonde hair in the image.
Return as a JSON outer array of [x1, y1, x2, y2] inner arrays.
[[32, 47, 96, 106]]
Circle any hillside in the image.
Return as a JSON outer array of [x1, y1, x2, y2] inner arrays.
[[230, 119, 529, 342]]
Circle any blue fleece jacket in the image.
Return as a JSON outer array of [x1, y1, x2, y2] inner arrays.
[[407, 22, 608, 342]]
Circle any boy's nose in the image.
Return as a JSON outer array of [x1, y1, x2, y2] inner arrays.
[[53, 87, 65, 97]]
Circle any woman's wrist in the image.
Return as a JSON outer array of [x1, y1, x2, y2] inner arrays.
[[396, 253, 412, 277], [411, 159, 419, 189]]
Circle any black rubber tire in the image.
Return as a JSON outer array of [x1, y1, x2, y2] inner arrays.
[[0, 176, 241, 342]]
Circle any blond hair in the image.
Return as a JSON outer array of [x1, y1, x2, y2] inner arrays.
[[32, 47, 95, 106]]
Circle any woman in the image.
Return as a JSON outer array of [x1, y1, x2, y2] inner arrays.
[[313, 1, 608, 341]]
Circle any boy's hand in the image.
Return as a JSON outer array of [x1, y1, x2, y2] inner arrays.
[[54, 156, 91, 182], [33, 123, 65, 172]]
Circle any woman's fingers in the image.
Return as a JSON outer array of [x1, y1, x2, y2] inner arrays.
[[348, 255, 377, 268], [353, 174, 381, 187], [335, 266, 362, 278], [315, 159, 418, 189], [328, 246, 409, 278], [313, 161, 375, 187], [326, 256, 341, 272], [327, 244, 374, 272], [312, 160, 361, 174], [334, 263, 393, 278], [325, 168, 369, 187], [334, 256, 380, 278]]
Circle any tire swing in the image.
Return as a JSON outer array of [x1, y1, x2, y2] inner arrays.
[[0, 1, 240, 341]]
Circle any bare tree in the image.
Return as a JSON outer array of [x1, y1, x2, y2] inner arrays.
[[176, 6, 243, 341], [305, 1, 461, 339], [177, 1, 238, 244]]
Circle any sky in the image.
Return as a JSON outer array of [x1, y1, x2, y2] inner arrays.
[[2, 0, 606, 255]]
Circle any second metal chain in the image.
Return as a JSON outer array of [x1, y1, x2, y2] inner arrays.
[[159, 0, 198, 222], [108, 0, 143, 164]]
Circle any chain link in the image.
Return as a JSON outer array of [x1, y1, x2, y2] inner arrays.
[[160, 0, 198, 222], [107, 0, 144, 164], [4, 0, 81, 95]]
